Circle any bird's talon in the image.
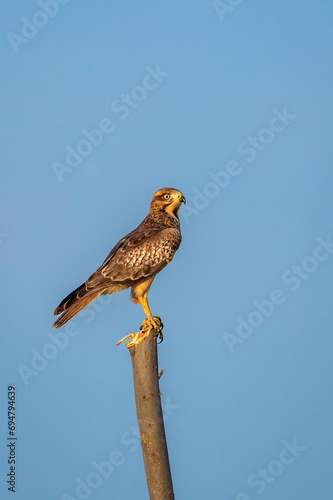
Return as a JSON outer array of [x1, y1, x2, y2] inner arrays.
[[153, 316, 164, 331], [157, 331, 164, 344]]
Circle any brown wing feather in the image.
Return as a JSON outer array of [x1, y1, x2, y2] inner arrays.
[[85, 228, 181, 289]]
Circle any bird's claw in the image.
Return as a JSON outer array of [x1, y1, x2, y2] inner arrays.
[[154, 317, 164, 344], [142, 316, 163, 332], [144, 316, 163, 343]]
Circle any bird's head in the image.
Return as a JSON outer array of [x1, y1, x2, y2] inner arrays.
[[150, 188, 186, 217]]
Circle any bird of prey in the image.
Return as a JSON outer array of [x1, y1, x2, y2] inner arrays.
[[53, 188, 185, 345]]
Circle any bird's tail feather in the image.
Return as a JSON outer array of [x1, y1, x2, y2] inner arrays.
[[54, 283, 86, 315], [53, 289, 102, 329]]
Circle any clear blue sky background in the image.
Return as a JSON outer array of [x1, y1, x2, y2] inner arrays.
[[1, 1, 333, 499]]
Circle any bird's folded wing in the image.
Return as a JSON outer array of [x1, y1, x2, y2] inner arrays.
[[84, 227, 181, 290]]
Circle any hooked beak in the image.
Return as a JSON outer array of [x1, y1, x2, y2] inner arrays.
[[179, 194, 186, 204]]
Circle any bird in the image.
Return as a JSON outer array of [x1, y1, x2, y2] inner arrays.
[[53, 187, 186, 346]]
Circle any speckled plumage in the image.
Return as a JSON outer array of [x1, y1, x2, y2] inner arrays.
[[53, 188, 185, 329]]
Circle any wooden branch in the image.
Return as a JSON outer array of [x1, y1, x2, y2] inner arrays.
[[129, 330, 174, 500]]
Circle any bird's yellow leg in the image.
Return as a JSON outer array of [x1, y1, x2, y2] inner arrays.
[[139, 295, 153, 319], [138, 296, 163, 336]]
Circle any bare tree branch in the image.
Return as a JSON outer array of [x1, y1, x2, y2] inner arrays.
[[128, 330, 174, 500]]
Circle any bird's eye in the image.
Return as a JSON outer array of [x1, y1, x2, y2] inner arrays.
[[163, 194, 170, 200]]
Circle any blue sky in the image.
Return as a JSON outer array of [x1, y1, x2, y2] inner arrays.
[[1, 1, 333, 499]]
